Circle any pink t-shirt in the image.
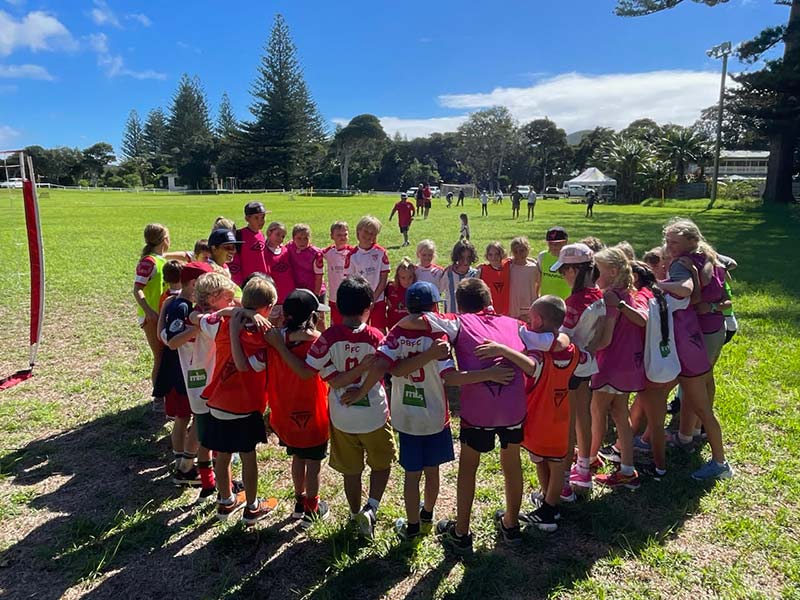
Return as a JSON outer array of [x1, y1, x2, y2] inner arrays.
[[229, 227, 267, 287], [344, 244, 391, 302], [591, 288, 647, 393], [287, 242, 326, 295], [264, 244, 294, 303]]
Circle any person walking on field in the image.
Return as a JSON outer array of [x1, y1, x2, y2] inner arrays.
[[415, 184, 425, 215], [527, 188, 537, 221], [423, 183, 432, 219], [586, 191, 596, 218], [457, 188, 465, 207]]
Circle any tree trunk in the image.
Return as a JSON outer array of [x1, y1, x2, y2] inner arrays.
[[763, 124, 797, 203], [340, 152, 350, 190]]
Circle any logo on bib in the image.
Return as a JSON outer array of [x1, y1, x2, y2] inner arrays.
[[188, 369, 207, 388], [402, 384, 426, 407], [290, 411, 312, 429]]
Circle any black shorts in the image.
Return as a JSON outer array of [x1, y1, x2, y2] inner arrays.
[[203, 412, 267, 453], [459, 423, 523, 453], [282, 440, 328, 461], [568, 375, 591, 390], [194, 412, 211, 445], [399, 226, 409, 234]]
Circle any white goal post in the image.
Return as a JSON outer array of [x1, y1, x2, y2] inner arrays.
[[440, 183, 477, 198]]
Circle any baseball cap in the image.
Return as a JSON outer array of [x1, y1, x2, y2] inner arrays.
[[180, 261, 214, 283], [400, 192, 408, 199], [550, 243, 593, 272], [244, 201, 266, 216], [545, 226, 569, 242], [283, 288, 330, 323], [406, 281, 441, 313], [208, 228, 243, 247]]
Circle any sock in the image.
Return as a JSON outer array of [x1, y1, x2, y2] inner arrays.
[[420, 507, 433, 521], [655, 467, 667, 476], [305, 495, 319, 512], [173, 451, 183, 467], [692, 428, 702, 437], [248, 500, 259, 511], [180, 452, 196, 472], [716, 461, 727, 468], [197, 461, 215, 489], [620, 464, 635, 476], [589, 455, 598, 464], [406, 521, 420, 535], [295, 493, 306, 504], [367, 498, 379, 512], [678, 433, 693, 444], [577, 456, 590, 470], [219, 494, 235, 505]]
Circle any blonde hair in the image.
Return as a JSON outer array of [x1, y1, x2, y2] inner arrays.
[[213, 216, 235, 231], [394, 257, 416, 285], [485, 241, 507, 260], [416, 239, 437, 260], [595, 246, 634, 291], [141, 223, 168, 258], [330, 221, 348, 235], [580, 236, 604, 252], [241, 277, 277, 310], [357, 215, 382, 235], [615, 241, 636, 261], [663, 217, 719, 262], [266, 221, 287, 237], [510, 236, 530, 254], [292, 223, 311, 237], [194, 272, 237, 311]]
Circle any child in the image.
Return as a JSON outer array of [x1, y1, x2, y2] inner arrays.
[[508, 236, 539, 323], [208, 228, 243, 276], [446, 190, 454, 207], [305, 276, 395, 539], [480, 190, 489, 216], [519, 296, 580, 531], [263, 221, 294, 325], [415, 240, 445, 291], [202, 277, 279, 525], [440, 240, 478, 314], [192, 239, 211, 263], [389, 192, 415, 247], [345, 282, 456, 541], [212, 216, 235, 232], [643, 247, 667, 281], [536, 227, 572, 300], [385, 258, 416, 329], [287, 223, 325, 302], [526, 188, 537, 221], [478, 241, 511, 317], [459, 213, 470, 241], [263, 289, 332, 527], [511, 187, 522, 219], [229, 201, 268, 287], [343, 216, 390, 332], [133, 224, 170, 408], [419, 279, 561, 554], [322, 221, 352, 326], [549, 244, 606, 492], [590, 246, 647, 489], [155, 260, 183, 340]]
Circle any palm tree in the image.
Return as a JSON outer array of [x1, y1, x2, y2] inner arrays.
[[595, 135, 653, 203], [658, 125, 709, 184]]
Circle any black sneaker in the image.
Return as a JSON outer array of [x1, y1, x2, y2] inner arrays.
[[436, 519, 473, 556], [199, 486, 216, 500], [521, 503, 559, 532], [242, 497, 278, 526], [493, 510, 522, 546], [638, 463, 667, 481], [300, 500, 330, 529], [598, 445, 621, 464], [172, 467, 202, 487], [419, 504, 434, 535], [292, 495, 306, 520], [667, 396, 681, 415]]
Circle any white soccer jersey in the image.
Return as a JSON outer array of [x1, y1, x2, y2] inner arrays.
[[344, 244, 391, 301], [322, 244, 352, 302], [415, 264, 445, 289], [179, 312, 222, 414]]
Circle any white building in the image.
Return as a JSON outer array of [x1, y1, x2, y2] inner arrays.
[[718, 150, 769, 178]]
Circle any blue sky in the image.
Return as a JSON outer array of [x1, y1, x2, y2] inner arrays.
[[0, 0, 787, 154]]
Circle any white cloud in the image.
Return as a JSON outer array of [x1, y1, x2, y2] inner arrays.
[[0, 10, 76, 57], [87, 32, 166, 80], [126, 13, 151, 27], [0, 63, 54, 80], [89, 0, 120, 27], [0, 124, 20, 146]]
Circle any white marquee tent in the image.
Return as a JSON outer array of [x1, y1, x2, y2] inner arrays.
[[565, 167, 617, 201]]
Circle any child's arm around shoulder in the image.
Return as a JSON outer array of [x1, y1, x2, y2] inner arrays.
[[474, 339, 538, 376], [264, 328, 317, 380]]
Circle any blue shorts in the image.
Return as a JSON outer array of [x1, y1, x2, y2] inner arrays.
[[398, 427, 455, 472]]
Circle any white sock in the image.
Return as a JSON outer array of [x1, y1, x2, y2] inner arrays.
[[248, 500, 259, 510], [620, 464, 634, 476], [678, 433, 693, 444], [219, 494, 235, 505], [693, 428, 702, 437]]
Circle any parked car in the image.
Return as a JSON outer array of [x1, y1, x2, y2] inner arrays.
[[406, 187, 418, 198], [516, 185, 532, 196], [542, 186, 562, 199], [565, 184, 589, 197], [0, 178, 23, 189], [429, 185, 441, 198]]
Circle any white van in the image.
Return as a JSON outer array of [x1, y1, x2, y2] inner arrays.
[[565, 184, 589, 197]]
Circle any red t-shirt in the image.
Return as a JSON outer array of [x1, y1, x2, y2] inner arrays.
[[393, 201, 415, 228], [480, 259, 512, 316], [385, 282, 409, 329]]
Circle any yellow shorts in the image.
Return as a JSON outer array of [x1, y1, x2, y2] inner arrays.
[[329, 422, 396, 475]]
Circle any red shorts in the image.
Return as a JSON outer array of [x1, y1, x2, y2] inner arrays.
[[329, 301, 343, 326], [369, 300, 387, 331], [165, 389, 192, 419]]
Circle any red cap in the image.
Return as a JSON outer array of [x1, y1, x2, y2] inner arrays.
[[181, 261, 214, 283]]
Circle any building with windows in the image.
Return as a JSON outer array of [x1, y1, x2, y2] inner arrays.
[[718, 150, 769, 178]]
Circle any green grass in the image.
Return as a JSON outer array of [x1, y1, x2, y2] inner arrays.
[[0, 189, 798, 599]]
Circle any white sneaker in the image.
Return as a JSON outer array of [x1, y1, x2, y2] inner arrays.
[[355, 505, 376, 539]]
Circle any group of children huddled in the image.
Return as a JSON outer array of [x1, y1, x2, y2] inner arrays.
[[132, 196, 736, 554]]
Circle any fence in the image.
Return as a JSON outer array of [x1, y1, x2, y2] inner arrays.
[[35, 183, 287, 194]]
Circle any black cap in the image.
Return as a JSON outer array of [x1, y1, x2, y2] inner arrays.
[[545, 226, 568, 242], [283, 289, 331, 322], [244, 201, 266, 216], [208, 228, 243, 247]]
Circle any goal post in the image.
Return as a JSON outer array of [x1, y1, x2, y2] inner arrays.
[[440, 183, 477, 199]]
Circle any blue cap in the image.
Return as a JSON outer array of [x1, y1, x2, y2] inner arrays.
[[406, 281, 440, 312]]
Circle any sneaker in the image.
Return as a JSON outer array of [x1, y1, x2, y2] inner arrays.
[[419, 503, 434, 535], [691, 459, 734, 481], [526, 494, 561, 520], [292, 495, 306, 520], [598, 445, 621, 464], [520, 503, 558, 532], [199, 486, 216, 500], [633, 435, 652, 452], [665, 430, 697, 451], [667, 396, 681, 415], [152, 397, 165, 413], [355, 504, 376, 540], [242, 497, 279, 526], [300, 500, 330, 529], [394, 518, 421, 541], [560, 482, 576, 503], [529, 490, 545, 506], [595, 468, 641, 490], [172, 467, 202, 487], [436, 519, 473, 556], [493, 510, 523, 546], [569, 464, 593, 489], [216, 491, 247, 521], [638, 463, 667, 481]]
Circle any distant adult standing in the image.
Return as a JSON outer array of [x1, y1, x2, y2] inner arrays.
[[457, 188, 465, 206], [510, 187, 522, 219], [422, 183, 432, 219], [480, 190, 489, 216], [585, 190, 596, 218], [535, 226, 572, 299], [415, 183, 425, 214], [527, 188, 537, 221]]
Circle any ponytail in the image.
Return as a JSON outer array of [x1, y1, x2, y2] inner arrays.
[[141, 223, 168, 258]]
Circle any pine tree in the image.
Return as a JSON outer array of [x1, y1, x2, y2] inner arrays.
[[242, 14, 326, 188], [165, 74, 214, 188], [216, 92, 239, 140], [121, 110, 144, 159], [143, 108, 167, 157]]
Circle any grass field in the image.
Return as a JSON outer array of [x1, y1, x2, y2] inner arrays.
[[0, 189, 798, 600]]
